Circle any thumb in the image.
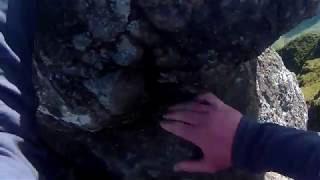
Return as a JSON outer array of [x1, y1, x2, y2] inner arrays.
[[174, 160, 216, 173]]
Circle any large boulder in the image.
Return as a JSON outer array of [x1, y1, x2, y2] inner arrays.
[[35, 48, 308, 180], [277, 33, 320, 73], [34, 0, 317, 179]]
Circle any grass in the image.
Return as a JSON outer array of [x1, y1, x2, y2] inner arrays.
[[273, 15, 320, 130], [272, 15, 320, 50], [298, 58, 320, 102], [277, 33, 320, 73]]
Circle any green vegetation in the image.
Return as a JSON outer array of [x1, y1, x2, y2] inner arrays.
[[272, 15, 320, 50], [298, 58, 320, 102], [272, 38, 286, 51], [277, 33, 320, 73], [276, 33, 320, 101], [308, 99, 320, 131], [274, 15, 320, 130]]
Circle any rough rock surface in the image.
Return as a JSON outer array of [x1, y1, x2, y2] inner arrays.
[[34, 0, 318, 179], [257, 48, 308, 129], [35, 0, 319, 131], [264, 172, 291, 180], [35, 48, 307, 180]]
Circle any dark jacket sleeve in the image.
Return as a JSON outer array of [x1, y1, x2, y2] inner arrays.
[[0, 0, 53, 179], [232, 116, 320, 179]]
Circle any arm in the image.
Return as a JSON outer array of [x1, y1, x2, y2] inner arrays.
[[0, 0, 49, 179], [233, 117, 320, 179], [161, 93, 320, 179]]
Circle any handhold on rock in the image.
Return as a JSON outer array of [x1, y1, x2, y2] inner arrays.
[[83, 70, 147, 115], [78, 0, 131, 42], [136, 0, 203, 32], [112, 35, 144, 66], [72, 33, 92, 51], [127, 20, 160, 45]]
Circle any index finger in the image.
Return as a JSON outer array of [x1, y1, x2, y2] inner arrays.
[[160, 121, 197, 144], [169, 102, 210, 112], [195, 93, 224, 108], [163, 111, 206, 125]]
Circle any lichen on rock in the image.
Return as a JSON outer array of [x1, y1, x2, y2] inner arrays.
[[83, 70, 146, 116], [257, 48, 308, 129], [77, 0, 131, 42], [112, 35, 144, 66], [34, 0, 319, 179]]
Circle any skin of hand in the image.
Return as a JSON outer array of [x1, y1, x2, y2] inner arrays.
[[160, 93, 243, 173]]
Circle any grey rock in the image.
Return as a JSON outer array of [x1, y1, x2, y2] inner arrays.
[[257, 48, 308, 129], [35, 48, 308, 180], [127, 20, 160, 45], [83, 70, 146, 115], [264, 172, 292, 180], [34, 0, 319, 179], [34, 61, 110, 131], [72, 33, 92, 51], [136, 0, 200, 32], [81, 51, 105, 70], [112, 35, 144, 66], [136, 0, 320, 64], [78, 0, 131, 42], [154, 47, 184, 68]]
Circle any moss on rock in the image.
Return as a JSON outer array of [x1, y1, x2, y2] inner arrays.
[[296, 58, 320, 131], [278, 33, 320, 131], [298, 58, 320, 102], [278, 33, 320, 73], [307, 98, 320, 131]]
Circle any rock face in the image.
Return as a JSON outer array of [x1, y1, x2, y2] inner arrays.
[[257, 48, 308, 129], [278, 33, 320, 73], [34, 0, 318, 179]]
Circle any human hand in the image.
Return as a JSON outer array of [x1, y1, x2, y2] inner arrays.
[[160, 93, 243, 173]]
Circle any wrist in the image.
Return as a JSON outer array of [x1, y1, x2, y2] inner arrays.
[[231, 116, 260, 171]]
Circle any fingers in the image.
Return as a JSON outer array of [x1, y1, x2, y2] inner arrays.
[[160, 121, 195, 141], [174, 160, 216, 173], [163, 111, 206, 125], [195, 93, 224, 108], [169, 102, 210, 113]]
